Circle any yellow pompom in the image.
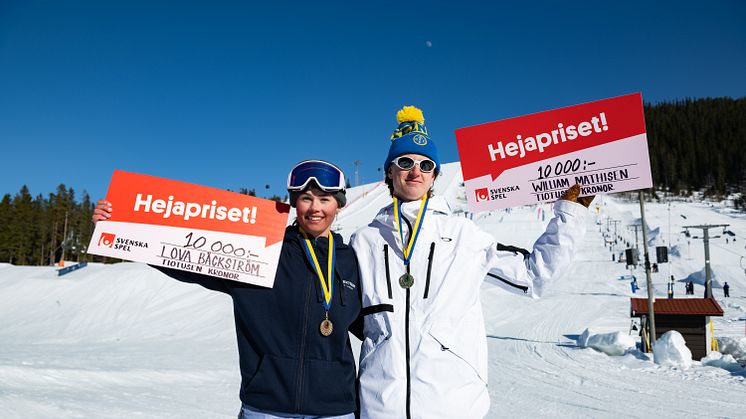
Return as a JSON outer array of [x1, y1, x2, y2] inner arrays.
[[396, 106, 425, 124]]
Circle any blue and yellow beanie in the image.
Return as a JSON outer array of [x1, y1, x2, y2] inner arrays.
[[384, 105, 440, 175]]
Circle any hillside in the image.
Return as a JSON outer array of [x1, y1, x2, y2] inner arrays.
[[1, 162, 744, 418]]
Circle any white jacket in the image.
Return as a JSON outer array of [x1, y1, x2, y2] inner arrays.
[[350, 197, 586, 419]]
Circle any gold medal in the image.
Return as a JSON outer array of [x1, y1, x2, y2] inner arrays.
[[320, 312, 333, 336], [300, 230, 336, 337], [399, 273, 415, 289], [393, 197, 428, 290], [320, 319, 333, 336]]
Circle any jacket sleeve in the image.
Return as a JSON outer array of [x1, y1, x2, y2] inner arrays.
[[485, 199, 586, 298], [347, 235, 365, 340], [349, 312, 365, 341], [150, 265, 230, 294]]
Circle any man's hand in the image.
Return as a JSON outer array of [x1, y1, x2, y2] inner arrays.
[[561, 184, 594, 208], [92, 200, 112, 223]]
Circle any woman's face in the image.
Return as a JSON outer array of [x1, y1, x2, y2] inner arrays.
[[388, 153, 436, 202], [295, 188, 339, 237]]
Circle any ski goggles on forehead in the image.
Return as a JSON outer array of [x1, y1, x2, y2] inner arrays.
[[391, 156, 436, 173], [287, 160, 346, 192]]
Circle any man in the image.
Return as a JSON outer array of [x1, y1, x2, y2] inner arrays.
[[724, 282, 730, 298], [350, 106, 591, 418]]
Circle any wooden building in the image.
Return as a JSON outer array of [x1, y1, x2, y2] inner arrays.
[[630, 298, 724, 359]]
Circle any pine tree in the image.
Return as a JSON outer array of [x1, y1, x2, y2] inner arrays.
[[10, 186, 34, 265], [0, 194, 12, 263]]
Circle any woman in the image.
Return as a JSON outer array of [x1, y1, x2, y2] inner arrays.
[[93, 160, 362, 419], [350, 106, 592, 418]]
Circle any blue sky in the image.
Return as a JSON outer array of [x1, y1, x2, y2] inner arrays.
[[1, 0, 744, 201]]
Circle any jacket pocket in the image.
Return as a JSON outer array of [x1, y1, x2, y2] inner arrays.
[[304, 359, 356, 413], [428, 308, 488, 384], [243, 354, 298, 408], [359, 310, 393, 366]]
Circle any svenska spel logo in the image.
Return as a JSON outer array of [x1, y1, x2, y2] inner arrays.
[[98, 232, 116, 248], [474, 188, 489, 202]]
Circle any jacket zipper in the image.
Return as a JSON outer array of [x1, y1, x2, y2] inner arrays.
[[424, 242, 435, 299], [405, 281, 412, 419], [496, 242, 530, 258], [295, 250, 314, 412], [401, 215, 414, 419], [384, 244, 393, 299], [486, 272, 529, 293]]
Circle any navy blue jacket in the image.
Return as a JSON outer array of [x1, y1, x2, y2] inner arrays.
[[155, 226, 362, 415]]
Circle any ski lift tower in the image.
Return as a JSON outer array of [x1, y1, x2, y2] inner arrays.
[[627, 223, 642, 250], [638, 190, 656, 346], [682, 224, 729, 298], [610, 219, 622, 243]]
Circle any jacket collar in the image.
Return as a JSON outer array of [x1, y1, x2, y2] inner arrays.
[[285, 225, 345, 249], [373, 195, 451, 230]]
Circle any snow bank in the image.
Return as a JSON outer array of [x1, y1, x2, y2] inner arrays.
[[647, 226, 661, 245], [653, 331, 692, 368], [669, 245, 682, 258], [684, 268, 722, 288], [578, 328, 636, 356], [716, 336, 746, 365], [701, 351, 746, 372]]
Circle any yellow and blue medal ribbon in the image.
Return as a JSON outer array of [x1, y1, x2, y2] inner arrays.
[[300, 229, 335, 311], [393, 196, 428, 265]]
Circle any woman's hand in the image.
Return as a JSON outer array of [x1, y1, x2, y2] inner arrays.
[[92, 199, 112, 223], [561, 184, 594, 208]]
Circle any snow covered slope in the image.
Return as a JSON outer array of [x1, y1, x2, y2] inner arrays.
[[1, 162, 744, 418]]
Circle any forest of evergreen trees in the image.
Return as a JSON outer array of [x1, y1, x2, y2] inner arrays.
[[0, 185, 95, 266], [1, 97, 744, 265], [646, 97, 746, 194]]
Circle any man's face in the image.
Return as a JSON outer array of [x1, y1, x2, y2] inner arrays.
[[388, 153, 436, 202]]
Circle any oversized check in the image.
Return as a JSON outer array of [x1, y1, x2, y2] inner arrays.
[[455, 93, 653, 212], [88, 171, 290, 287]]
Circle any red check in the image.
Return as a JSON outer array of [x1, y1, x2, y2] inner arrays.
[[88, 171, 290, 287], [455, 93, 653, 211]]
